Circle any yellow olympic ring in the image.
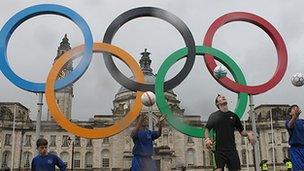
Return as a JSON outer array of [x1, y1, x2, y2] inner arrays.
[[45, 42, 144, 138]]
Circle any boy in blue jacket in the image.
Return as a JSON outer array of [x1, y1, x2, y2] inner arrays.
[[31, 138, 66, 171], [131, 114, 165, 171]]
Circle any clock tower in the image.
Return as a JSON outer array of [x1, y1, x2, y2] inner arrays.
[[47, 34, 74, 121]]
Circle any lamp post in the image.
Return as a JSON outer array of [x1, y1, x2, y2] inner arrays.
[[67, 136, 74, 171]]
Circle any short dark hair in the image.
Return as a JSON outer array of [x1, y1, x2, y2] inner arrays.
[[215, 94, 221, 109], [36, 138, 48, 148], [288, 104, 298, 114]]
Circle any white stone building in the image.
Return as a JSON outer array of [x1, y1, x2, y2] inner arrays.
[[0, 36, 292, 171]]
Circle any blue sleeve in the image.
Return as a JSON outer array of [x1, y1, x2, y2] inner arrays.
[[31, 157, 36, 171], [55, 155, 66, 171], [151, 131, 160, 140], [285, 120, 293, 129], [285, 120, 288, 128]]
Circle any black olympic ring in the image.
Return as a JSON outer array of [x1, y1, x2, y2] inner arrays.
[[103, 7, 196, 92]]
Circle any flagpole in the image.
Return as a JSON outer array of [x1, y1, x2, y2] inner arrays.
[[11, 104, 17, 170], [270, 109, 276, 170]]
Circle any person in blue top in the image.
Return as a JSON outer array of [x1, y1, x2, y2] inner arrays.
[[31, 138, 66, 171], [286, 104, 304, 171], [131, 113, 165, 171]]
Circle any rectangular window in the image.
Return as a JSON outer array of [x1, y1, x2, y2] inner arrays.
[[268, 132, 273, 144], [86, 164, 93, 168], [75, 136, 81, 147], [102, 138, 109, 144], [24, 135, 31, 147], [281, 132, 287, 143], [74, 159, 80, 168], [86, 139, 93, 147], [50, 135, 56, 147], [187, 137, 194, 143], [4, 134, 11, 146], [62, 135, 69, 147], [241, 137, 246, 145], [102, 158, 110, 168], [241, 150, 247, 165]]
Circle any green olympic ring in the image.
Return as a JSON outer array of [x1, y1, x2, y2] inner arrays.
[[155, 45, 248, 138]]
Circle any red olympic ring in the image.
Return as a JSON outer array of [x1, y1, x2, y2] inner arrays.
[[203, 12, 288, 95]]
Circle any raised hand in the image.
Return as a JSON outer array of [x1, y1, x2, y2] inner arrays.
[[247, 131, 256, 145], [205, 138, 213, 150]]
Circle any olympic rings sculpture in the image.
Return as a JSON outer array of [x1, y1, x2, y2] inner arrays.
[[0, 4, 287, 138]]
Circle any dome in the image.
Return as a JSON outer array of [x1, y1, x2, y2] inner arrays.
[[116, 49, 174, 95]]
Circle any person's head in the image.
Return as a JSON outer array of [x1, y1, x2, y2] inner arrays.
[[36, 138, 48, 155], [141, 114, 149, 128], [288, 104, 299, 118], [215, 94, 227, 109]]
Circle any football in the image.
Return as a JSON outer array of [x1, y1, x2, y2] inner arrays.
[[213, 65, 227, 79], [291, 73, 304, 87], [141, 91, 156, 106]]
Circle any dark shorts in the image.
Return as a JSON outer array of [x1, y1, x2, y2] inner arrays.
[[215, 150, 241, 170]]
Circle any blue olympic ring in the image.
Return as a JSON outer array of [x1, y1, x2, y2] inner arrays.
[[0, 4, 93, 93]]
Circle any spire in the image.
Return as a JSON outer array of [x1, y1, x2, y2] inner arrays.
[[54, 34, 73, 72], [139, 48, 153, 74], [55, 34, 71, 60]]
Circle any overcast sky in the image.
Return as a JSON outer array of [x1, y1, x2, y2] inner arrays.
[[1, 0, 304, 121]]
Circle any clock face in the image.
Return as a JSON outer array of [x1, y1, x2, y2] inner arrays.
[[59, 70, 66, 78]]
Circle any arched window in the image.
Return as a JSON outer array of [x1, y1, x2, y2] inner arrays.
[[60, 151, 69, 168], [101, 149, 110, 168], [2, 151, 11, 167], [186, 148, 195, 166], [23, 151, 32, 168], [85, 152, 93, 168], [74, 152, 81, 168]]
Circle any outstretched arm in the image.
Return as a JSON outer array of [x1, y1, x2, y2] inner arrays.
[[56, 155, 66, 171], [240, 130, 256, 145], [287, 109, 301, 128], [157, 116, 165, 135], [204, 128, 213, 150], [152, 116, 165, 140]]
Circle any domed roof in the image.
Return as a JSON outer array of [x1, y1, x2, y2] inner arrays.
[[116, 49, 174, 95]]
